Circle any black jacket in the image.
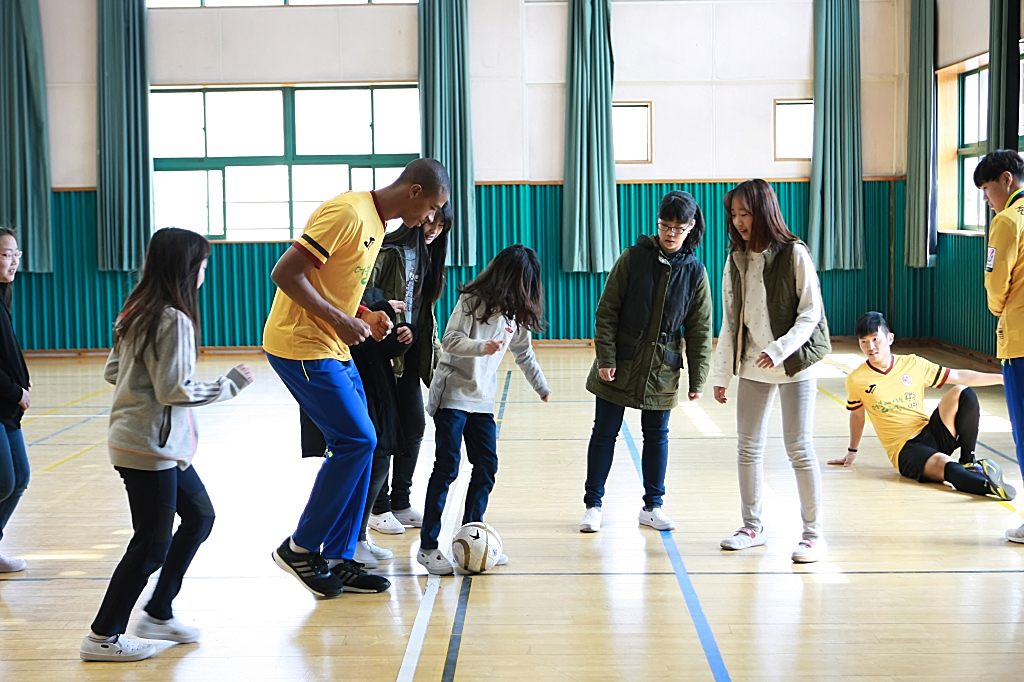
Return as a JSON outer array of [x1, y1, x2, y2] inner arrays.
[[0, 290, 29, 429]]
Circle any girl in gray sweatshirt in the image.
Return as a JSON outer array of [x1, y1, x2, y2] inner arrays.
[[417, 245, 551, 575], [80, 229, 253, 664]]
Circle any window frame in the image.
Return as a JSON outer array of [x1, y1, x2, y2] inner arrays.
[[151, 83, 420, 242], [956, 64, 990, 231], [611, 101, 654, 165], [772, 98, 814, 162]]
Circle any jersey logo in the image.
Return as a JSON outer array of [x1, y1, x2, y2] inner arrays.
[[865, 384, 876, 394], [987, 247, 997, 272], [505, 326, 514, 334], [364, 236, 376, 250], [901, 374, 912, 386]]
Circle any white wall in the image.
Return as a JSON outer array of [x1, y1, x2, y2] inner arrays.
[[39, 0, 909, 188], [937, 0, 988, 69]]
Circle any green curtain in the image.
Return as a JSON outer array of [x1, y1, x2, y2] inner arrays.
[[97, 0, 151, 272], [562, 0, 618, 273], [807, 0, 864, 271], [0, 0, 52, 273], [419, 0, 476, 267], [987, 0, 1021, 153], [905, 0, 937, 268]]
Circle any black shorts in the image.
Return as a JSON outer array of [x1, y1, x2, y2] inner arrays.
[[897, 408, 959, 481]]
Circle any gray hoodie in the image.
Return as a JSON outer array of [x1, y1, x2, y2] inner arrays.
[[426, 294, 549, 416], [104, 308, 252, 471]]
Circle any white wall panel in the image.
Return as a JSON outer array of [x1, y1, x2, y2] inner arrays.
[[38, 0, 96, 84], [712, 1, 813, 81], [524, 3, 567, 84], [46, 85, 97, 188], [612, 1, 713, 83], [338, 6, 417, 82], [861, 0, 898, 79], [526, 84, 565, 180], [219, 7, 340, 83], [469, 0, 523, 80], [148, 10, 222, 84], [471, 79, 525, 180], [862, 79, 898, 176], [937, 0, 988, 69]]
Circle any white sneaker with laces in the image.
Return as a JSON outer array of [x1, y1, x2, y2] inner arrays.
[[392, 507, 423, 528], [638, 507, 676, 531], [1006, 522, 1024, 544], [369, 512, 406, 535], [791, 539, 827, 564], [417, 549, 454, 575], [364, 538, 393, 560], [720, 527, 766, 551], [0, 553, 26, 573], [579, 507, 602, 533], [134, 613, 200, 643], [80, 634, 156, 662], [353, 541, 380, 569]]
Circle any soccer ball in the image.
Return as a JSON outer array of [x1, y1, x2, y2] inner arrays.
[[451, 522, 503, 574]]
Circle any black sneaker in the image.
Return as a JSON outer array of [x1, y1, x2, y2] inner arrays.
[[979, 459, 1017, 501], [329, 558, 391, 593], [272, 538, 344, 598]]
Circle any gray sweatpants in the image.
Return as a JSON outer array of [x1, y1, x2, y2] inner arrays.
[[735, 377, 822, 541]]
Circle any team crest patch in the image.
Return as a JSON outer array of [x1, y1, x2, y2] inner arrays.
[[901, 374, 912, 386], [987, 247, 997, 272]]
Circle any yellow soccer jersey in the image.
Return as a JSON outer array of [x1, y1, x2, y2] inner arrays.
[[262, 191, 385, 362], [845, 354, 950, 468]]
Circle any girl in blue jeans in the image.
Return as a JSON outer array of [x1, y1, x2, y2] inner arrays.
[[0, 227, 31, 573], [417, 245, 551, 575], [580, 191, 713, 534]]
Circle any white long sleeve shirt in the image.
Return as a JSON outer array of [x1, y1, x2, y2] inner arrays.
[[712, 243, 824, 386]]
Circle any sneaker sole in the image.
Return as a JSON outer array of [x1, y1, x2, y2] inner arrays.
[[416, 559, 454, 576], [639, 521, 676, 531], [336, 581, 390, 594], [792, 554, 821, 564], [720, 539, 767, 551], [133, 628, 199, 644], [1006, 531, 1024, 544], [579, 525, 600, 533], [80, 647, 156, 662], [981, 459, 1017, 501], [368, 525, 406, 535], [272, 550, 343, 598]]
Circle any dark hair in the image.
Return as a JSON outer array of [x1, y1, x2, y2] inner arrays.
[[974, 149, 1024, 187], [114, 227, 212, 361], [855, 311, 892, 339], [383, 202, 454, 304], [724, 179, 798, 253], [0, 226, 17, 312], [458, 244, 545, 333], [397, 158, 451, 198], [658, 190, 706, 248]]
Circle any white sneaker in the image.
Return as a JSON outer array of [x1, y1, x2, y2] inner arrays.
[[392, 507, 423, 528], [638, 507, 676, 531], [1006, 522, 1024, 544], [369, 512, 406, 535], [364, 538, 393, 560], [720, 527, 766, 551], [133, 613, 200, 643], [791, 539, 827, 564], [417, 549, 454, 575], [80, 634, 156, 662], [579, 507, 602, 533], [0, 553, 26, 572], [494, 553, 509, 567], [353, 541, 380, 569]]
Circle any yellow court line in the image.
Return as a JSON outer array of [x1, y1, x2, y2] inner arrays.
[[22, 385, 113, 424], [41, 441, 106, 473]]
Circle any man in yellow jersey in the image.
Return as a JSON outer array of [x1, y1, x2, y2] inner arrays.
[[264, 159, 450, 598], [829, 312, 1013, 501], [976, 150, 1024, 542]]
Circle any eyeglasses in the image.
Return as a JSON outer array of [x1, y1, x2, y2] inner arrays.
[[657, 223, 690, 236], [0, 250, 21, 263]]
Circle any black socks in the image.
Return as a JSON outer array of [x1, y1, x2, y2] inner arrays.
[[954, 388, 981, 465], [944, 461, 990, 496]]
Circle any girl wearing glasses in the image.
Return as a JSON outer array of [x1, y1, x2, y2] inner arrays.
[[0, 228, 30, 573], [579, 191, 713, 534], [712, 179, 830, 563]]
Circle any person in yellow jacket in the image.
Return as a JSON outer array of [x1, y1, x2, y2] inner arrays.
[[977, 149, 1024, 543]]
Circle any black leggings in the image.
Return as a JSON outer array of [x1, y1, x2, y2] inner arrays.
[[373, 353, 427, 514], [91, 465, 215, 636]]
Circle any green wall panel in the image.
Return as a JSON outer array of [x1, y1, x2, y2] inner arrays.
[[934, 231, 996, 355]]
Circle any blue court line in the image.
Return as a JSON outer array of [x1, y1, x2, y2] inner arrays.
[[977, 439, 1019, 466], [622, 422, 732, 682], [495, 370, 512, 438], [27, 410, 109, 447], [441, 576, 473, 682]]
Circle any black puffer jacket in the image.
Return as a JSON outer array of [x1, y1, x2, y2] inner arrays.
[[0, 288, 29, 429]]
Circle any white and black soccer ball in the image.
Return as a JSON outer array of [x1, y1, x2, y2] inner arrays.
[[451, 522, 503, 574]]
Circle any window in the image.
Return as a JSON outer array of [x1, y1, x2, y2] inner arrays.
[[612, 102, 652, 164], [146, 1, 415, 7], [774, 99, 814, 161], [150, 85, 421, 241], [958, 66, 990, 230]]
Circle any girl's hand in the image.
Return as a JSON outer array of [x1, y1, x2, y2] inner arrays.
[[484, 339, 504, 355], [827, 451, 857, 467], [18, 388, 30, 411], [397, 326, 413, 344], [713, 386, 728, 404], [389, 300, 407, 314], [360, 310, 393, 342], [599, 367, 616, 382], [541, 392, 552, 403], [755, 352, 776, 369], [234, 364, 255, 383], [688, 392, 702, 401]]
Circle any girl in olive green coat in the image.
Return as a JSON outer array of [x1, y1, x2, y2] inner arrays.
[[579, 191, 713, 534]]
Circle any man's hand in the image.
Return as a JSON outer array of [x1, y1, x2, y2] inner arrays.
[[714, 386, 728, 404], [18, 388, 30, 411], [331, 312, 372, 346], [827, 451, 857, 467], [397, 326, 414, 344], [688, 392, 702, 401], [484, 339, 504, 355], [599, 368, 616, 382], [360, 310, 393, 342]]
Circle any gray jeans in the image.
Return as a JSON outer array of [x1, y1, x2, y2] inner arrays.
[[736, 377, 822, 541]]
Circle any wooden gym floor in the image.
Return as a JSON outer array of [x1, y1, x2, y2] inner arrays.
[[1, 342, 1023, 681]]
